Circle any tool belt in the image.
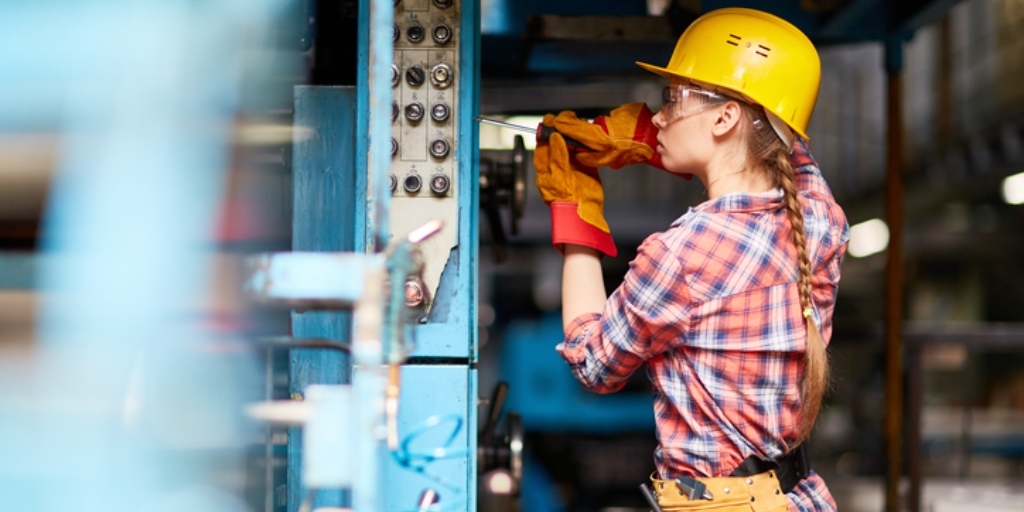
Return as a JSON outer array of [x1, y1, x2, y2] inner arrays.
[[729, 444, 809, 494], [640, 445, 811, 512], [648, 471, 788, 512]]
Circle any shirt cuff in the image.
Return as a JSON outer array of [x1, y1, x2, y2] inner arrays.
[[555, 312, 602, 363]]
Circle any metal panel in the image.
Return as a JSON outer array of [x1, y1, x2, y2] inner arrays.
[[356, 0, 479, 509], [367, 0, 477, 359], [290, 86, 358, 511], [383, 364, 473, 512]]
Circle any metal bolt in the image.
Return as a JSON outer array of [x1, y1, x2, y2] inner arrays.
[[391, 64, 400, 88], [390, 137, 398, 157], [403, 174, 422, 193], [433, 0, 453, 8], [389, 174, 397, 193], [432, 24, 452, 45], [406, 24, 425, 43], [405, 65, 425, 86], [429, 63, 452, 88], [430, 174, 450, 195], [405, 102, 425, 122], [723, 487, 730, 494], [405, 280, 424, 307], [746, 478, 753, 485], [429, 138, 450, 158], [431, 102, 450, 122]]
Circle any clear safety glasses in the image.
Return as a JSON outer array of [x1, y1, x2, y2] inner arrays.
[[660, 85, 728, 125]]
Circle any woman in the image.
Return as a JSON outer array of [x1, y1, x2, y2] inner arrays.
[[534, 7, 849, 512]]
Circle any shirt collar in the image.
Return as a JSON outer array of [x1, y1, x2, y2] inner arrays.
[[671, 188, 784, 226]]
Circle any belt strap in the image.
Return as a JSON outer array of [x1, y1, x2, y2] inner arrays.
[[729, 444, 810, 494]]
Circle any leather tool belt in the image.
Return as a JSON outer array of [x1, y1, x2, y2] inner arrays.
[[729, 444, 810, 494]]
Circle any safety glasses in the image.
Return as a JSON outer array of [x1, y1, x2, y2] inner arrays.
[[660, 85, 728, 125]]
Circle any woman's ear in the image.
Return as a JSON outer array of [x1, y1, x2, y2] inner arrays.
[[710, 101, 743, 137]]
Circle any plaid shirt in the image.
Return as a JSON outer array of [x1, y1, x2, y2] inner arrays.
[[557, 141, 849, 512]]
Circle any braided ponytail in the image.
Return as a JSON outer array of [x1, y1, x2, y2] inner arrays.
[[740, 103, 829, 445], [773, 151, 829, 445]]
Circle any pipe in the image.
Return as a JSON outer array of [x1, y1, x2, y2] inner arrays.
[[369, 0, 393, 251], [883, 35, 906, 512]]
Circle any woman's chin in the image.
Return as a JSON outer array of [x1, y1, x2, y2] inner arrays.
[[659, 160, 700, 180]]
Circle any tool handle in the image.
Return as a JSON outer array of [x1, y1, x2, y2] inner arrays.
[[638, 484, 665, 512], [535, 124, 591, 151]]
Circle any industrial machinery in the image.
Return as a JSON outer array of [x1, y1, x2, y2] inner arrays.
[[244, 0, 522, 510], [7, 3, 1021, 512]]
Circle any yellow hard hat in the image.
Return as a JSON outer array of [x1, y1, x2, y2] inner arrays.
[[637, 7, 820, 142]]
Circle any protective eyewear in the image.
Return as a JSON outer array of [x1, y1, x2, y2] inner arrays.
[[660, 85, 728, 125]]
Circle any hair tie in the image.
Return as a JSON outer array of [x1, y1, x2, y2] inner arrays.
[[802, 308, 814, 319]]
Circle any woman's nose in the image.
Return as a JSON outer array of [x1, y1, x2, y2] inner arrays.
[[652, 109, 666, 130]]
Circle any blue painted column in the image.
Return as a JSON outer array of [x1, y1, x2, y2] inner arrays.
[[289, 86, 358, 511]]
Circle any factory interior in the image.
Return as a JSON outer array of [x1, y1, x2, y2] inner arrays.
[[1, 0, 1024, 511]]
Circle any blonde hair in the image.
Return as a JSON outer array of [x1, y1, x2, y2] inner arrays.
[[738, 102, 829, 446]]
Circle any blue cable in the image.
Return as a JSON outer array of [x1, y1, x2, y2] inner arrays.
[[391, 413, 471, 512]]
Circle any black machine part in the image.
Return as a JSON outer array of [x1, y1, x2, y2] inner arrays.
[[479, 135, 527, 262], [477, 381, 524, 492]]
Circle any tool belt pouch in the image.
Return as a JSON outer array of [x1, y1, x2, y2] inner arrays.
[[650, 472, 788, 512], [648, 445, 809, 512]]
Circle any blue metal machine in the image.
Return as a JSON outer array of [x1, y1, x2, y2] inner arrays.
[[253, 0, 485, 510]]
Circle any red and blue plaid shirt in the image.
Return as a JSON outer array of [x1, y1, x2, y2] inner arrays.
[[557, 141, 849, 512]]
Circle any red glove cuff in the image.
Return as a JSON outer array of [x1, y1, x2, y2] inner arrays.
[[550, 202, 617, 258]]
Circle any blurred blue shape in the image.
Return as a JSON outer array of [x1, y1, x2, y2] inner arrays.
[[521, 454, 566, 512], [245, 252, 377, 306], [0, 252, 39, 289], [0, 1, 294, 511], [501, 313, 656, 432], [303, 385, 354, 488]]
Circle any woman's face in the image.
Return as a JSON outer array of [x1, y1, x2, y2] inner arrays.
[[651, 79, 723, 178]]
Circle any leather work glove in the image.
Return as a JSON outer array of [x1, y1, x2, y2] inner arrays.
[[546, 103, 665, 171], [533, 121, 617, 258]]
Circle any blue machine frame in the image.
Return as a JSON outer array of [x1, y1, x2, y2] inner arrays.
[[279, 0, 481, 510], [290, 85, 359, 510]]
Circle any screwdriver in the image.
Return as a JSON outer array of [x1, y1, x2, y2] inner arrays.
[[474, 116, 592, 151], [638, 483, 666, 512]]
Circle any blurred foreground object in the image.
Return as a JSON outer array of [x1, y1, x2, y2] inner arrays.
[[0, 1, 295, 511]]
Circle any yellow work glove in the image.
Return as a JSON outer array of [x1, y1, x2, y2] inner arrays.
[[547, 103, 664, 170], [533, 122, 617, 257]]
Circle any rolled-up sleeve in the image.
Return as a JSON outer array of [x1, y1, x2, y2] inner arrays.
[[556, 236, 691, 393]]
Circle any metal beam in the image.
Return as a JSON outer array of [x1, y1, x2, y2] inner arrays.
[[244, 252, 381, 308], [882, 35, 906, 512], [894, 0, 967, 34], [819, 0, 884, 38]]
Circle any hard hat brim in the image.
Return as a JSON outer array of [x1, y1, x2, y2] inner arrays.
[[635, 61, 676, 80]]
